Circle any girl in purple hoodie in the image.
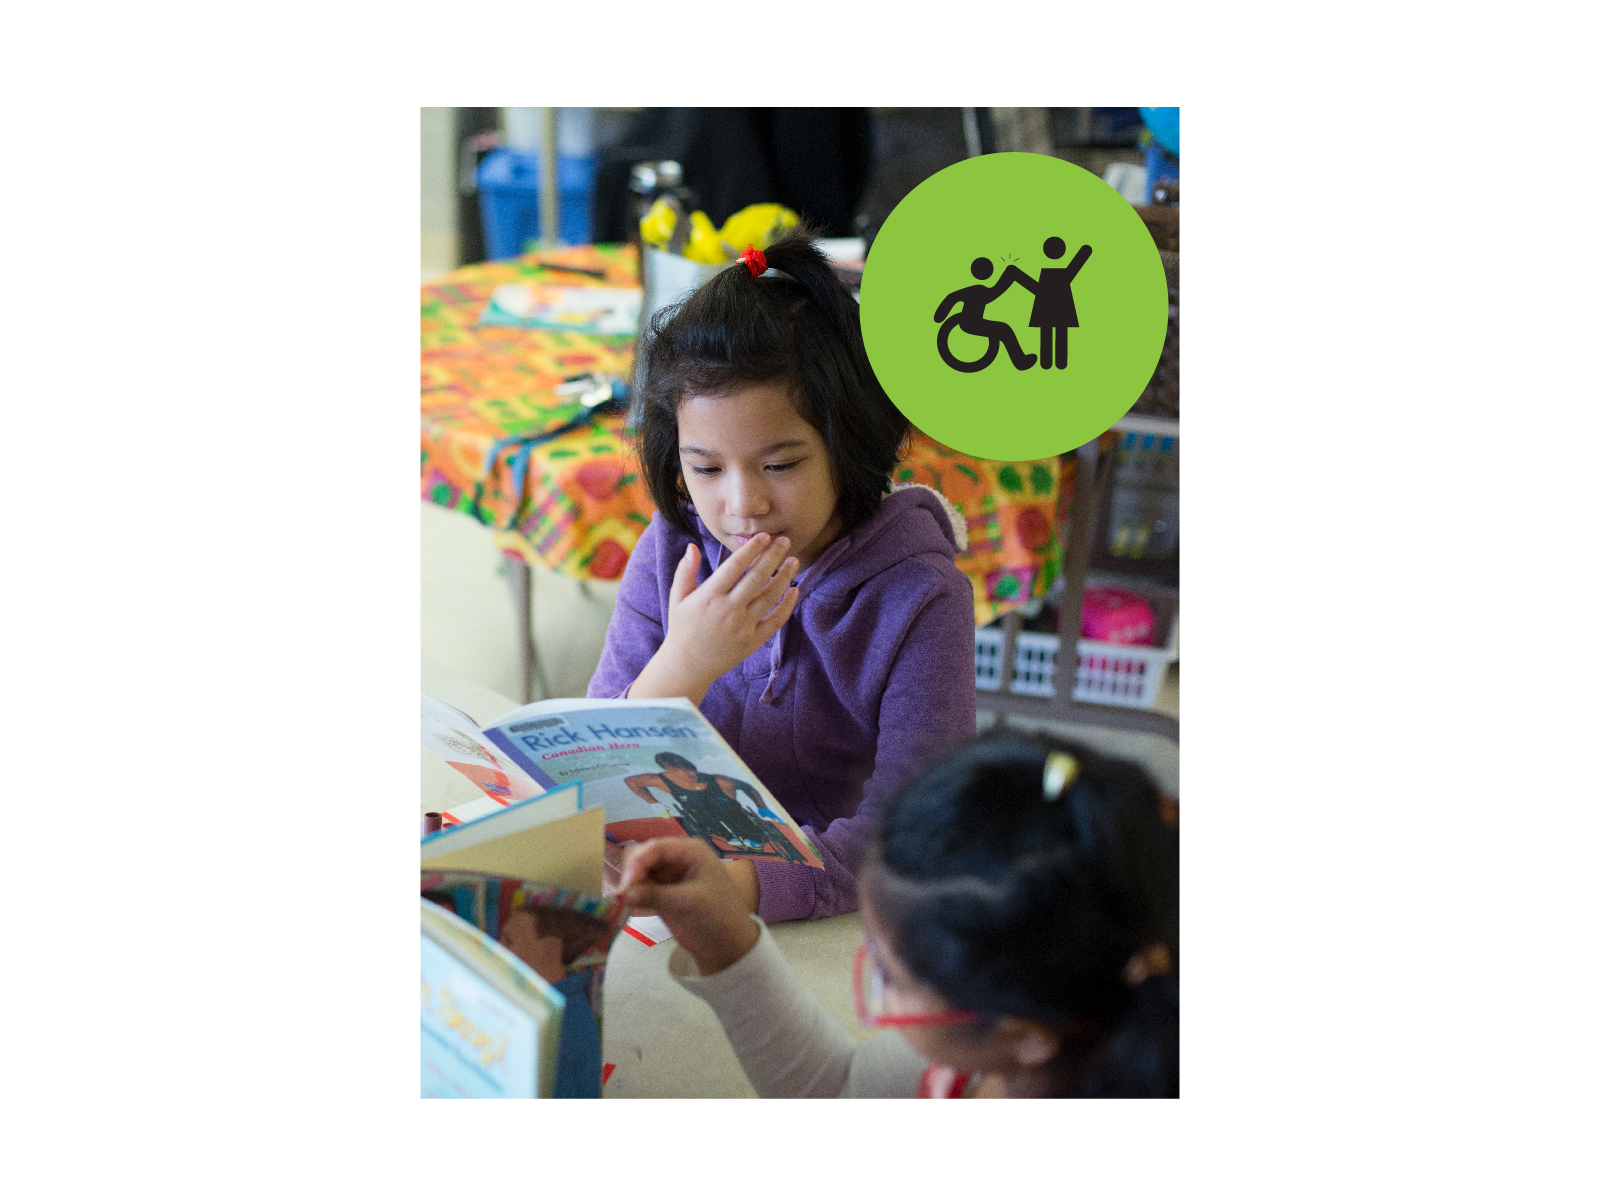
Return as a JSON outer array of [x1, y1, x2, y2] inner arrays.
[[588, 230, 977, 923]]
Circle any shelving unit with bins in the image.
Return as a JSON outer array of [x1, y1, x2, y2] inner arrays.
[[974, 199, 1179, 741], [975, 412, 1179, 743]]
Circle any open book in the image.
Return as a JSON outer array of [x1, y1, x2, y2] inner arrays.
[[421, 779, 626, 1097], [422, 694, 823, 871]]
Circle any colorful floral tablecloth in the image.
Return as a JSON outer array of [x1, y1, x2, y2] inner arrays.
[[422, 245, 1073, 627]]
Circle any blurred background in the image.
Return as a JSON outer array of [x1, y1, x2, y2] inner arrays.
[[421, 107, 1179, 789], [421, 107, 1177, 280]]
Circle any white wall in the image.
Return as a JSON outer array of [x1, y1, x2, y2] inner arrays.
[[420, 107, 458, 278]]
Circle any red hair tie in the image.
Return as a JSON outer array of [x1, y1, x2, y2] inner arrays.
[[738, 243, 767, 279]]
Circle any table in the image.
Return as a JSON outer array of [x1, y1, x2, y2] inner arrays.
[[422, 245, 1074, 701], [421, 657, 869, 1097], [599, 907, 868, 1098]]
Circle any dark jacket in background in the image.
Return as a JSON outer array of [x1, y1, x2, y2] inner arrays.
[[592, 107, 874, 242]]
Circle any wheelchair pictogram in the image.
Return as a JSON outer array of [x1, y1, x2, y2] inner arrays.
[[933, 238, 1092, 374]]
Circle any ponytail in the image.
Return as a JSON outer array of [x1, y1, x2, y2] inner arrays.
[[632, 225, 908, 538], [1077, 972, 1180, 1098], [758, 233, 864, 352], [866, 733, 1180, 1098]]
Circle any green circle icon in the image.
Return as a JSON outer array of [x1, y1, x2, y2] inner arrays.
[[860, 153, 1168, 460]]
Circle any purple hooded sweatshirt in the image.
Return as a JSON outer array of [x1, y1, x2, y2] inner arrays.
[[587, 486, 977, 922]]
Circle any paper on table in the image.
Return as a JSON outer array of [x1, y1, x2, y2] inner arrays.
[[439, 795, 508, 825], [625, 916, 673, 947], [479, 284, 642, 336]]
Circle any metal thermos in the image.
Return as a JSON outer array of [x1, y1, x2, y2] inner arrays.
[[629, 161, 696, 300]]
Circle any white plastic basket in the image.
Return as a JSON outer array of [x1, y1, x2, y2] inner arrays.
[[974, 627, 1007, 693], [974, 627, 1176, 710], [1070, 638, 1175, 709]]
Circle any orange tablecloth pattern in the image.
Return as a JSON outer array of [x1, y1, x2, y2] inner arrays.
[[422, 245, 1071, 627]]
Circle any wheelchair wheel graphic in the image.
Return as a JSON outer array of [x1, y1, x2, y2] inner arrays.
[[937, 315, 1001, 373]]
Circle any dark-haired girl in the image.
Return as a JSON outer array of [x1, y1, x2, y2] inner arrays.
[[588, 229, 977, 924], [617, 733, 1180, 1098]]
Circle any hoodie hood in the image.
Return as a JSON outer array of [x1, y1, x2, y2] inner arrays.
[[692, 485, 968, 704]]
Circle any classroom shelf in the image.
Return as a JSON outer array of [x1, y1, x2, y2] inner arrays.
[[1114, 413, 1179, 438], [976, 431, 1180, 745]]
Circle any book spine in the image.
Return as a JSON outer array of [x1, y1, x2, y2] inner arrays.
[[485, 878, 502, 939], [452, 885, 477, 927]]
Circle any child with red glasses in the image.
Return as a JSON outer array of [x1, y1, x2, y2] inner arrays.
[[615, 732, 1179, 1098]]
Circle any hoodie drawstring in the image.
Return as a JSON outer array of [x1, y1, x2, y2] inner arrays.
[[759, 535, 852, 705]]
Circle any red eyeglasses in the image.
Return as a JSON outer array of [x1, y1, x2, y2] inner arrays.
[[852, 942, 982, 1028]]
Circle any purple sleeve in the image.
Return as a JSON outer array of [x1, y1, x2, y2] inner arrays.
[[754, 575, 978, 922], [586, 517, 672, 700]]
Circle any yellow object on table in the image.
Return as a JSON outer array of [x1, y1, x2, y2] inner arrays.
[[718, 202, 799, 252], [639, 200, 801, 262], [638, 198, 677, 248], [681, 210, 728, 264]]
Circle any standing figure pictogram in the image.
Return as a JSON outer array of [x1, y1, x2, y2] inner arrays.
[[999, 237, 1093, 370]]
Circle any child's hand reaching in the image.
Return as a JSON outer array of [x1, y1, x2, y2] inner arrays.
[[617, 838, 761, 976], [628, 533, 800, 706]]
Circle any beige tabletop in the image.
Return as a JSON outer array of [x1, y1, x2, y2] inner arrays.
[[422, 656, 871, 1098]]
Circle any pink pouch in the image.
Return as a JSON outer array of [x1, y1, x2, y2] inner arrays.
[[1080, 587, 1155, 645]]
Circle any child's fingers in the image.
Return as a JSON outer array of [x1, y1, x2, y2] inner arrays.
[[703, 532, 773, 594], [620, 859, 747, 925], [601, 854, 625, 897], [617, 881, 662, 914], [748, 555, 800, 609], [754, 579, 801, 641], [618, 836, 713, 889], [617, 837, 726, 914], [617, 839, 674, 889], [668, 543, 700, 611], [728, 536, 793, 604]]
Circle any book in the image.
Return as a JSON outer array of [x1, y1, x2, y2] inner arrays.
[[421, 897, 565, 1098], [422, 694, 823, 871], [477, 283, 641, 336], [422, 693, 547, 827], [420, 776, 602, 895], [421, 779, 626, 1098]]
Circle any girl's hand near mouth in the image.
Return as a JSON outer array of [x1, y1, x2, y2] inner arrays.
[[627, 532, 800, 707]]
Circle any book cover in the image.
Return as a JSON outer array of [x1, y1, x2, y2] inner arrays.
[[481, 697, 824, 870], [421, 779, 603, 897], [421, 898, 563, 1098], [421, 780, 624, 1097], [477, 283, 641, 336]]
